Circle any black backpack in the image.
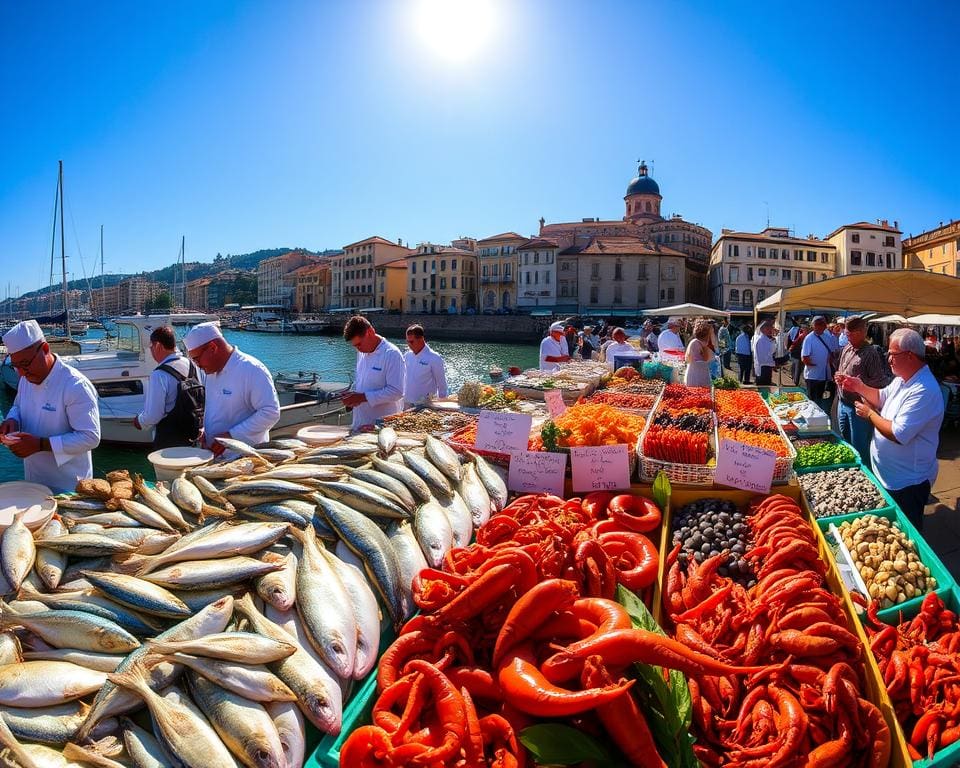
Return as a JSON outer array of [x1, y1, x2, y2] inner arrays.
[[157, 361, 205, 442]]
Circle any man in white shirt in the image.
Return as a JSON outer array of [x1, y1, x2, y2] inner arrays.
[[184, 322, 280, 456], [403, 324, 447, 406], [342, 315, 405, 430], [752, 320, 777, 386], [837, 328, 944, 531], [134, 325, 203, 449], [539, 322, 570, 372], [734, 324, 753, 384], [801, 315, 839, 405], [0, 320, 100, 492], [657, 318, 684, 354], [603, 328, 639, 367]]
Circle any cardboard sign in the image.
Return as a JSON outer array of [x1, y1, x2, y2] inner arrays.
[[570, 444, 631, 492], [508, 450, 567, 496], [475, 410, 534, 454], [714, 438, 777, 494], [544, 389, 567, 418]]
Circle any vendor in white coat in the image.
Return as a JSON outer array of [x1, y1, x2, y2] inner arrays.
[[539, 322, 571, 372], [184, 322, 280, 456], [403, 324, 448, 406], [342, 315, 405, 430], [603, 328, 639, 366], [0, 320, 100, 492], [657, 318, 684, 354]]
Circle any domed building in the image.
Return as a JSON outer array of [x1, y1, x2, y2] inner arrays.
[[624, 161, 662, 222]]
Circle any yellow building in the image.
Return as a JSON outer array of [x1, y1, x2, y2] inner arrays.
[[330, 236, 411, 310], [293, 263, 331, 313], [476, 232, 524, 311], [903, 219, 960, 276], [406, 244, 478, 314], [375, 258, 408, 311]]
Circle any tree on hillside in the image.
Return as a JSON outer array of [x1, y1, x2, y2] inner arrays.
[[144, 291, 173, 313]]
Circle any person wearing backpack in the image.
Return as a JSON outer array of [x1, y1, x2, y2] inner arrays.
[[134, 325, 205, 449]]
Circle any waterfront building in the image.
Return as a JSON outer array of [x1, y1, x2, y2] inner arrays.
[[476, 232, 524, 312], [375, 258, 408, 311], [329, 236, 410, 310], [185, 277, 211, 311], [709, 227, 836, 311], [902, 219, 960, 276], [257, 250, 322, 308], [825, 220, 902, 276], [516, 238, 560, 313], [293, 262, 331, 313], [206, 269, 256, 309], [405, 243, 478, 314], [538, 161, 713, 306], [90, 277, 168, 316]]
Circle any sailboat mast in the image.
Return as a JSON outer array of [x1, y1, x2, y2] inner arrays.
[[49, 169, 58, 318], [100, 225, 105, 316], [59, 161, 71, 340]]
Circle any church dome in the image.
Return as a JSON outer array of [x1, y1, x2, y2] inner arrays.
[[625, 161, 661, 197]]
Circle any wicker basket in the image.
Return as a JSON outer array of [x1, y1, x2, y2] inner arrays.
[[636, 389, 716, 486]]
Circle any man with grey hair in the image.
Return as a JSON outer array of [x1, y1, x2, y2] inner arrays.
[[836, 328, 944, 530], [834, 316, 889, 463]]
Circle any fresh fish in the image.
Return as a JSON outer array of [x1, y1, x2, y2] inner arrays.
[[170, 476, 205, 515], [129, 521, 290, 574], [61, 511, 141, 528], [1, 512, 35, 592], [414, 499, 454, 568], [286, 527, 356, 679], [76, 596, 234, 740], [402, 451, 454, 500], [187, 672, 287, 768], [304, 444, 377, 460], [190, 474, 233, 507], [148, 651, 296, 702], [469, 451, 508, 511], [242, 501, 311, 528], [297, 454, 370, 468], [0, 661, 107, 706], [347, 467, 417, 511], [315, 480, 409, 520], [142, 555, 285, 591], [121, 719, 169, 768], [334, 539, 366, 571], [22, 648, 125, 672], [132, 473, 190, 530], [370, 456, 433, 503], [81, 570, 192, 619], [326, 550, 381, 680], [0, 716, 42, 768], [17, 584, 164, 637], [459, 462, 493, 528], [1, 702, 117, 745], [117, 499, 178, 532], [215, 436, 274, 463], [108, 667, 238, 768], [345, 477, 409, 508], [86, 527, 180, 554], [61, 522, 105, 535], [147, 631, 296, 663], [425, 434, 462, 483], [266, 700, 305, 768], [386, 521, 429, 617], [62, 739, 129, 768], [34, 533, 137, 558], [256, 438, 308, 451], [0, 602, 140, 653], [52, 496, 109, 511], [188, 457, 257, 479], [221, 479, 316, 506], [234, 594, 343, 735], [35, 518, 67, 590], [200, 501, 237, 521], [247, 464, 342, 482], [440, 491, 473, 549], [256, 448, 297, 463], [170, 586, 247, 613], [314, 496, 405, 630], [0, 631, 21, 665], [256, 550, 297, 611], [378, 426, 398, 456]]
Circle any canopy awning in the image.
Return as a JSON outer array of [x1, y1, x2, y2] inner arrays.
[[873, 313, 960, 326], [642, 302, 730, 318], [754, 271, 960, 317]]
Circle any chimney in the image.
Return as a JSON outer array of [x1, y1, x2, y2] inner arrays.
[[397, 238, 402, 246], [894, 220, 899, 229]]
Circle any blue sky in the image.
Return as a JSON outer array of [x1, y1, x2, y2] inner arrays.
[[1, 0, 958, 295]]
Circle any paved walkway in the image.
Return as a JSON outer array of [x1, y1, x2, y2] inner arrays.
[[924, 428, 960, 578]]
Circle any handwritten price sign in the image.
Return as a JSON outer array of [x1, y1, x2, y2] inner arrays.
[[543, 389, 567, 418], [714, 438, 777, 494], [474, 411, 534, 454], [507, 450, 567, 496], [570, 444, 631, 492]]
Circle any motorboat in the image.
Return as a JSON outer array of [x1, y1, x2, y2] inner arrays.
[[290, 319, 327, 334], [247, 311, 290, 333]]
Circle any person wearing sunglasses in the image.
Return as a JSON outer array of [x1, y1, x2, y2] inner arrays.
[[0, 319, 100, 492], [836, 328, 945, 531]]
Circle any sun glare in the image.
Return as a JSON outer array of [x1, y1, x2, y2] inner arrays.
[[413, 0, 497, 62]]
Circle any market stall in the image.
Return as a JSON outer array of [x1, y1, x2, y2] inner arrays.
[[0, 366, 956, 767]]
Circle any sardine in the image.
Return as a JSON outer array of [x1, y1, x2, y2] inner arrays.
[[215, 436, 274, 464], [132, 474, 190, 530], [34, 533, 137, 558], [35, 518, 67, 590], [148, 651, 295, 702], [247, 465, 342, 482], [142, 555, 284, 591], [146, 631, 296, 663], [1, 513, 35, 592], [0, 601, 140, 653], [61, 511, 140, 528], [221, 479, 316, 507], [81, 570, 192, 619], [256, 438, 308, 451], [346, 467, 417, 511], [413, 499, 454, 568], [242, 501, 311, 528], [377, 426, 398, 456], [1, 702, 117, 745], [266, 700, 305, 768], [256, 448, 297, 463], [402, 451, 454, 500], [425, 434, 462, 483], [18, 582, 165, 637], [117, 499, 178, 533], [469, 451, 508, 511], [170, 476, 205, 516], [326, 550, 381, 680], [370, 456, 433, 503], [386, 521, 429, 618], [21, 648, 125, 673], [0, 631, 21, 665], [188, 457, 257, 479], [190, 474, 233, 507], [256, 550, 297, 611], [440, 491, 473, 549], [315, 480, 408, 520], [0, 661, 107, 706], [121, 719, 168, 768], [303, 444, 377, 460], [52, 496, 108, 511], [459, 462, 493, 528]]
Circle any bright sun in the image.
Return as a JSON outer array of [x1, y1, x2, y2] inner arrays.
[[413, 0, 497, 62]]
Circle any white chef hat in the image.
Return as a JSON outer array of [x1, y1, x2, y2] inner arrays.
[[2, 320, 45, 355], [549, 322, 564, 333], [183, 321, 224, 351]]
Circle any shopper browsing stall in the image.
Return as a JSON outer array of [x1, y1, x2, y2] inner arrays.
[[834, 316, 889, 464], [801, 315, 839, 405], [752, 320, 778, 386]]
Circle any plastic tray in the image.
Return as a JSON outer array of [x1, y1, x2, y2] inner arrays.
[[792, 436, 861, 472], [797, 464, 897, 523]]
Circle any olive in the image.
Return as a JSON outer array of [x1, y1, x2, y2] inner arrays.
[[732, 543, 745, 555], [709, 549, 720, 558], [700, 543, 711, 554], [702, 527, 714, 538], [694, 551, 705, 563]]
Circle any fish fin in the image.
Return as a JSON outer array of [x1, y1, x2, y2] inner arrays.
[[112, 554, 153, 576], [106, 663, 152, 696]]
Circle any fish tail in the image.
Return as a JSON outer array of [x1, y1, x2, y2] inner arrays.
[[106, 663, 151, 696]]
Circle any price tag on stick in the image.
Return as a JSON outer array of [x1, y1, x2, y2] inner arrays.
[[570, 444, 631, 493], [714, 438, 777, 494], [507, 450, 567, 496], [544, 389, 567, 418], [474, 410, 534, 454]]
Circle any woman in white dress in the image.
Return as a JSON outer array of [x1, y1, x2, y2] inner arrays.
[[684, 318, 715, 388]]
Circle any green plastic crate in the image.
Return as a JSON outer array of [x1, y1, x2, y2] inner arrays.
[[798, 463, 897, 522], [792, 437, 861, 472]]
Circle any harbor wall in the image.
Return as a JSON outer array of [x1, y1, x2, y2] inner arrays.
[[312, 313, 554, 342]]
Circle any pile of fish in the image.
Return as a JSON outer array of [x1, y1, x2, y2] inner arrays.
[[0, 428, 508, 768]]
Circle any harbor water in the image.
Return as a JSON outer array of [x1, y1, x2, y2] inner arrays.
[[0, 326, 540, 482]]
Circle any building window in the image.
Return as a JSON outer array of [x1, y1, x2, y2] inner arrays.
[[758, 268, 766, 277], [806, 250, 816, 261], [742, 289, 753, 306], [884, 236, 894, 247], [747, 247, 754, 258], [411, 262, 416, 274], [525, 272, 531, 285], [886, 252, 893, 268], [451, 259, 457, 270], [544, 271, 550, 284], [852, 233, 860, 243], [440, 260, 446, 271], [492, 264, 499, 277], [613, 286, 622, 304], [770, 248, 778, 259], [747, 267, 754, 281], [782, 268, 791, 280], [422, 278, 427, 290], [410, 279, 416, 291], [730, 244, 739, 257], [561, 262, 570, 271], [665, 265, 677, 280], [637, 284, 646, 304], [451, 276, 457, 289], [667, 286, 675, 301], [533, 253, 540, 265], [645, 201, 652, 212], [591, 263, 600, 279], [534, 272, 539, 285], [729, 266, 739, 282], [757, 289, 766, 302], [769, 268, 778, 277], [729, 288, 739, 305], [794, 250, 802, 261], [482, 265, 488, 277], [560, 285, 568, 297], [820, 252, 829, 263], [614, 261, 623, 281], [807, 271, 815, 282], [758, 247, 766, 259], [866, 252, 876, 266], [439, 278, 446, 289], [638, 262, 648, 280], [851, 250, 862, 266], [590, 286, 599, 304]]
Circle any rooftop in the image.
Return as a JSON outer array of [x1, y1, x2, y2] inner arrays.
[[565, 235, 686, 257], [476, 231, 526, 244], [342, 235, 406, 250], [517, 237, 559, 250], [825, 221, 902, 239], [713, 230, 835, 248]]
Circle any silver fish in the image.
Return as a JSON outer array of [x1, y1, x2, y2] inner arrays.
[[117, 498, 178, 532], [242, 501, 311, 528], [33, 533, 138, 557], [108, 668, 238, 768], [35, 518, 68, 590], [61, 511, 141, 528], [121, 719, 168, 768], [370, 455, 433, 503], [0, 602, 140, 653], [402, 450, 454, 500], [190, 474, 233, 507], [256, 438, 309, 451], [469, 451, 508, 511], [22, 648, 125, 673], [440, 491, 473, 549], [326, 550, 381, 680], [1, 512, 35, 592], [347, 467, 417, 511], [459, 462, 493, 528], [147, 631, 296, 663], [387, 521, 429, 618], [187, 672, 287, 768], [170, 476, 205, 516], [266, 700, 305, 768], [215, 436, 274, 463], [304, 444, 377, 460], [149, 651, 296, 702], [248, 464, 342, 482], [1, 702, 117, 745], [315, 480, 408, 520], [425, 434, 462, 483], [0, 660, 107, 707], [17, 583, 164, 637], [170, 586, 247, 613], [142, 556, 284, 591], [221, 479, 316, 506], [378, 426, 398, 456], [52, 496, 108, 511], [0, 631, 21, 665], [256, 550, 297, 611], [62, 738, 129, 768], [188, 457, 257, 479], [87, 527, 181, 554], [414, 499, 454, 568], [256, 448, 297, 463], [81, 570, 192, 619], [132, 473, 190, 530]]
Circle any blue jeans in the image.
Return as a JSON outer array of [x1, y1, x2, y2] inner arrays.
[[838, 400, 873, 465]]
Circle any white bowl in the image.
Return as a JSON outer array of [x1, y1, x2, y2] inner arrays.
[[0, 481, 57, 531], [296, 424, 350, 447], [148, 447, 214, 482]]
